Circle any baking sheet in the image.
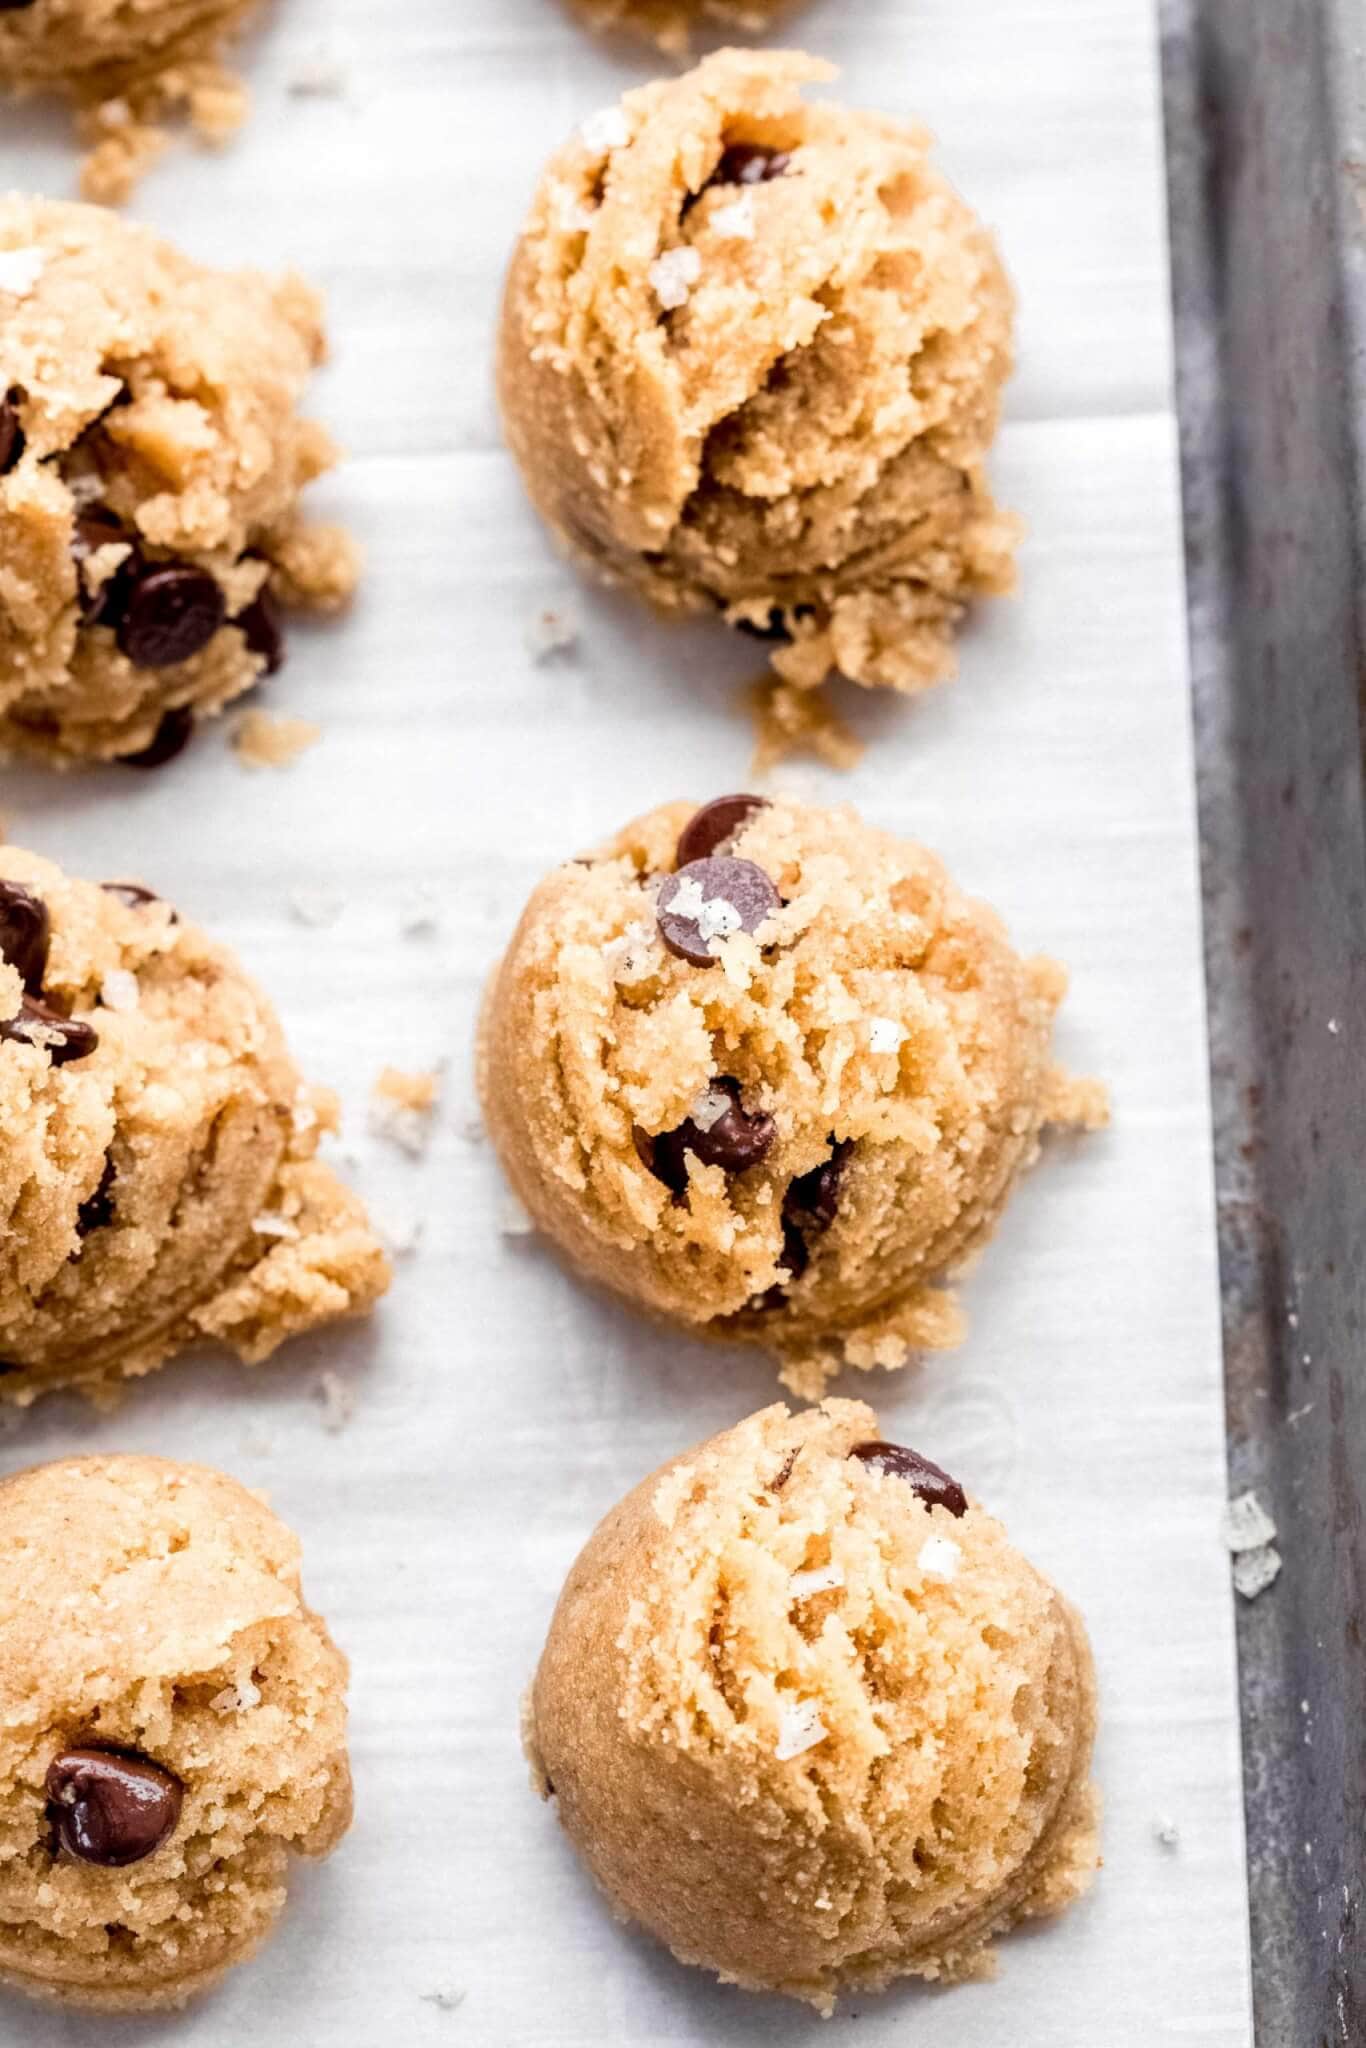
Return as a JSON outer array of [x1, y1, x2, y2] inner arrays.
[[0, 0, 1254, 2041]]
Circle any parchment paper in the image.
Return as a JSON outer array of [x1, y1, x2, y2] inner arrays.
[[0, 1, 1255, 2040]]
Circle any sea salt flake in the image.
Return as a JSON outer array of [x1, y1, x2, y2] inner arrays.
[[252, 1211, 299, 1241], [868, 1016, 907, 1054], [289, 885, 344, 928], [649, 245, 702, 310], [604, 921, 659, 986], [917, 1535, 962, 1580], [580, 104, 630, 153], [1153, 1815, 1181, 1849], [314, 1369, 356, 1434], [1233, 1545, 1282, 1599], [711, 191, 757, 239], [210, 1678, 262, 1714], [790, 1563, 844, 1600], [100, 968, 140, 1013], [1223, 1490, 1277, 1553], [525, 601, 581, 662], [499, 1195, 536, 1239], [688, 1085, 734, 1132], [775, 1698, 828, 1762], [0, 248, 46, 297]]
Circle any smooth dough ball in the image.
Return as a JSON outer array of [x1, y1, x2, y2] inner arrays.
[[529, 1399, 1100, 2010], [0, 197, 358, 768], [479, 796, 1105, 1393], [0, 3, 260, 203], [498, 50, 1017, 698], [570, 0, 790, 55], [0, 1454, 351, 2012], [0, 844, 391, 1404]]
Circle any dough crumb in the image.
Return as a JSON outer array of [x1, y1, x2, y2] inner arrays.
[[750, 676, 864, 777], [370, 1067, 442, 1156], [233, 711, 322, 771], [0, 247, 47, 297]]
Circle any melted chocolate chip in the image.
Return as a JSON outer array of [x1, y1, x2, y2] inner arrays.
[[0, 387, 26, 476], [75, 1155, 117, 1238], [0, 879, 51, 993], [676, 794, 769, 869], [712, 144, 793, 189], [784, 1139, 854, 1236], [656, 855, 781, 967], [235, 586, 285, 676], [848, 1441, 968, 1517], [637, 1077, 775, 1194], [46, 1749, 184, 1868], [117, 705, 194, 769], [1, 996, 100, 1067], [116, 564, 225, 669]]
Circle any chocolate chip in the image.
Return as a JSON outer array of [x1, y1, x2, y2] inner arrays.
[[0, 879, 50, 994], [46, 1749, 184, 1868], [676, 794, 769, 869], [734, 608, 792, 644], [117, 705, 194, 769], [656, 855, 780, 967], [848, 1442, 968, 1517], [750, 1219, 809, 1314], [0, 2, 40, 13], [116, 563, 225, 670], [1, 995, 100, 1067], [101, 880, 165, 912], [712, 145, 793, 189], [71, 506, 137, 625], [235, 586, 285, 675], [784, 1139, 854, 1236], [75, 1155, 117, 1238], [637, 1077, 775, 1194], [0, 387, 26, 476]]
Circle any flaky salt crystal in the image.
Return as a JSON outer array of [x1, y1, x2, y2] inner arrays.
[[688, 1085, 734, 1133], [790, 1563, 844, 1600], [580, 104, 630, 153], [100, 968, 140, 1013], [711, 191, 757, 240], [1233, 1546, 1282, 1599], [869, 1016, 907, 1054], [917, 1535, 962, 1580], [0, 248, 46, 297], [775, 1699, 828, 1762], [252, 1212, 299, 1241], [649, 246, 702, 311], [1223, 1490, 1277, 1553]]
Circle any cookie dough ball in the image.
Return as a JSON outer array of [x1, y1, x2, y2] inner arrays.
[[0, 197, 359, 768], [529, 1400, 1099, 2010], [0, 2, 261, 203], [479, 796, 1105, 1392], [498, 51, 1017, 698], [571, 0, 790, 56], [0, 845, 391, 1403], [0, 1454, 351, 2011]]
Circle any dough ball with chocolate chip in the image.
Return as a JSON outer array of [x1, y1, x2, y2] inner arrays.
[[0, 1454, 352, 2012], [498, 50, 1017, 700], [478, 796, 1106, 1394], [0, 844, 390, 1404], [570, 0, 791, 56], [0, 2, 263, 203], [528, 1399, 1100, 2012], [0, 196, 358, 768]]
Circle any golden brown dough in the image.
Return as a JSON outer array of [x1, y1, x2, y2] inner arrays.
[[529, 1400, 1100, 2011], [498, 50, 1017, 700], [479, 795, 1106, 1393]]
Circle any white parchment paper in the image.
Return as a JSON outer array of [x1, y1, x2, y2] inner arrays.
[[0, 1, 1254, 2041]]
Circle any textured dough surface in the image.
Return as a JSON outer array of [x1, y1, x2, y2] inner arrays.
[[499, 49, 1017, 697], [0, 2, 261, 202], [0, 843, 390, 1403], [529, 1400, 1100, 2010], [570, 0, 790, 54], [0, 1454, 351, 2012], [479, 797, 1105, 1393], [0, 196, 358, 766]]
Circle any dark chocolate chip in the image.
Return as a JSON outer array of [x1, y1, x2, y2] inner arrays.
[[75, 1155, 117, 1239], [71, 507, 137, 625], [769, 1447, 799, 1492], [0, 2, 40, 13], [46, 1749, 184, 1868], [0, 995, 100, 1067], [116, 563, 225, 670], [235, 586, 285, 676], [117, 705, 194, 770], [733, 607, 792, 644], [638, 1077, 775, 1194], [750, 1220, 809, 1314], [0, 879, 51, 994], [656, 855, 781, 967], [848, 1441, 968, 1517], [712, 145, 793, 189], [676, 794, 769, 869], [784, 1139, 854, 1237], [100, 880, 167, 913], [0, 387, 26, 476]]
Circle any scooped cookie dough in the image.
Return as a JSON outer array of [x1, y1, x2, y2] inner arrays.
[[479, 796, 1105, 1393], [499, 50, 1017, 699], [570, 0, 789, 56], [0, 197, 359, 768], [0, 1454, 352, 2011], [0, 844, 391, 1404], [528, 1400, 1100, 2010], [0, 1, 262, 203]]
